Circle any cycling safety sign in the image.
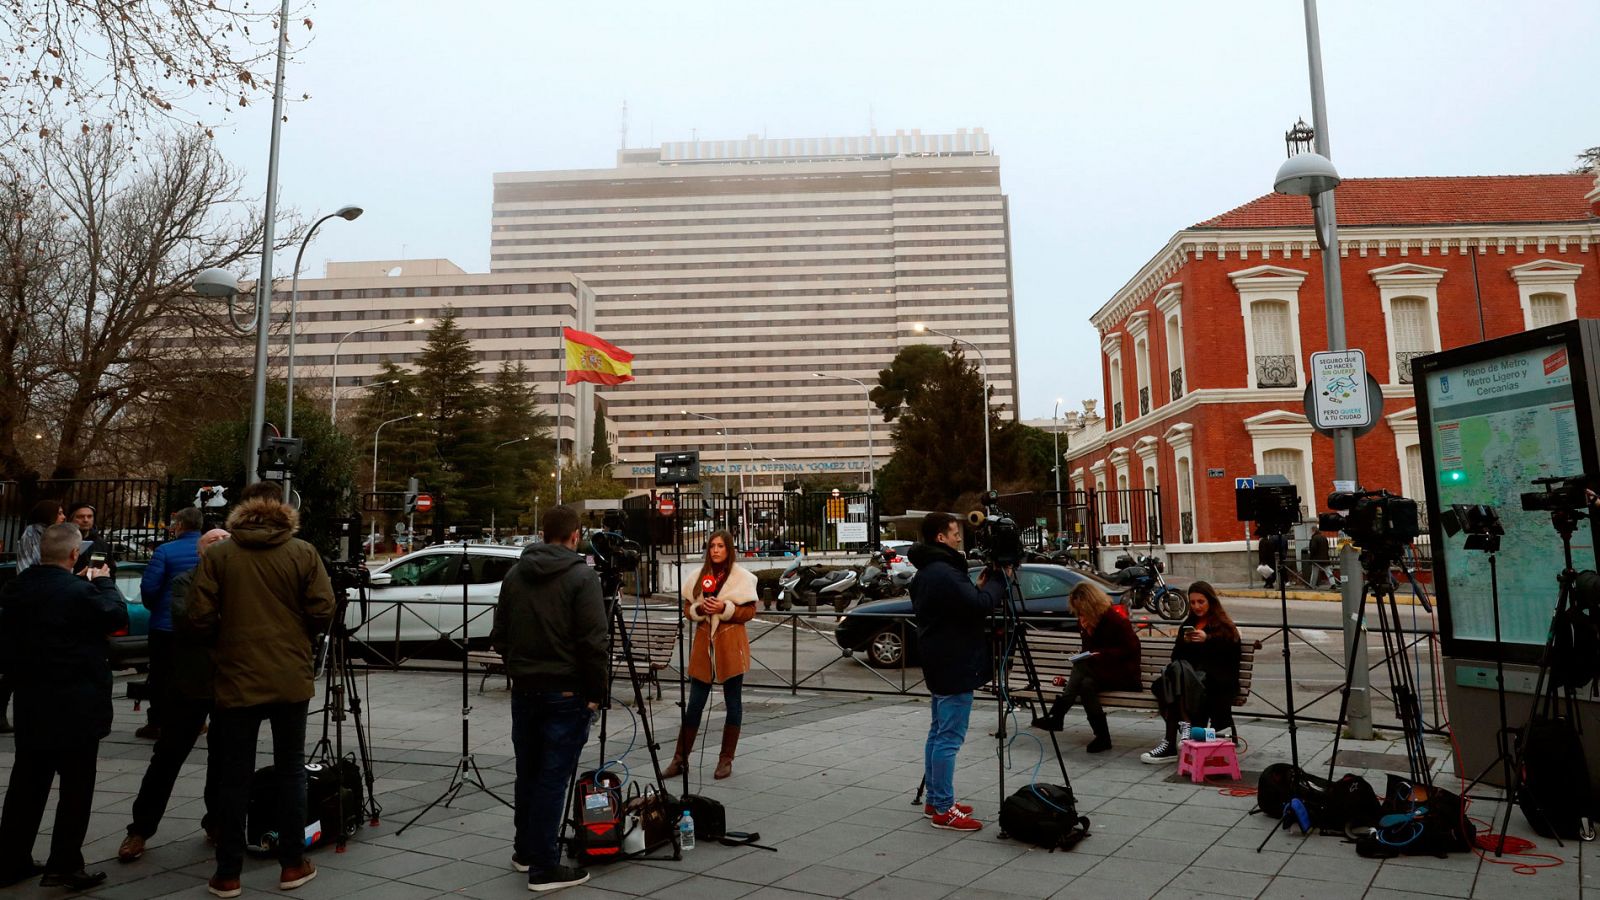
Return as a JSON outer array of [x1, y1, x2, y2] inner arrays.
[[1308, 350, 1374, 431]]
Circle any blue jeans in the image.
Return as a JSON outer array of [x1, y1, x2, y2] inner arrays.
[[684, 675, 743, 728], [924, 691, 973, 813], [512, 691, 593, 874], [209, 701, 308, 879]]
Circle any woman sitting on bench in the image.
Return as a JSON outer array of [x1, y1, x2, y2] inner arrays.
[[1029, 583, 1141, 753], [1141, 580, 1241, 764]]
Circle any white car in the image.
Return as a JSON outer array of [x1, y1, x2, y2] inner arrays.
[[348, 544, 522, 658]]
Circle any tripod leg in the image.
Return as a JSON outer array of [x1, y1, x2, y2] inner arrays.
[[1325, 570, 1373, 784]]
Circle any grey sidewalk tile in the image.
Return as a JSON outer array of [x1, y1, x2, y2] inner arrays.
[[1168, 865, 1272, 898], [586, 862, 694, 894], [1275, 850, 1379, 885], [848, 874, 956, 899], [647, 873, 763, 900], [1192, 843, 1292, 876], [824, 847, 924, 875], [277, 867, 389, 900], [1164, 804, 1251, 827], [83, 871, 208, 900], [1257, 875, 1367, 899], [740, 888, 832, 900], [335, 883, 443, 900], [397, 859, 506, 891], [1081, 858, 1186, 891], [342, 844, 461, 879], [888, 852, 998, 885], [1004, 847, 1101, 878], [1109, 836, 1207, 868], [702, 850, 816, 885], [1140, 820, 1231, 844], [1050, 877, 1158, 900], [966, 865, 1079, 898], [1150, 887, 1257, 900], [772, 863, 882, 896]]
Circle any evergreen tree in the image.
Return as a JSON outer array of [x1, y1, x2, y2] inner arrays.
[[412, 310, 491, 522], [591, 406, 612, 467], [486, 361, 553, 534]]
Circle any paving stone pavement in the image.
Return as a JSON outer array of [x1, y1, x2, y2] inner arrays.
[[0, 668, 1593, 899]]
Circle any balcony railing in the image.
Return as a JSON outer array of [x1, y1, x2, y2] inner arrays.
[[1139, 386, 1150, 416], [1395, 350, 1429, 385], [1170, 367, 1184, 401], [1255, 355, 1297, 388], [1112, 401, 1123, 429], [1180, 510, 1195, 544]]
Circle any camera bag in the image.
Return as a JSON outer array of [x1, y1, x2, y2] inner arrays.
[[1257, 764, 1379, 837], [570, 770, 626, 865], [1355, 775, 1474, 858], [1518, 714, 1596, 840], [682, 794, 726, 841], [246, 759, 364, 853], [998, 783, 1090, 851]]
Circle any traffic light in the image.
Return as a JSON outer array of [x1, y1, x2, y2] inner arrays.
[[403, 476, 420, 515]]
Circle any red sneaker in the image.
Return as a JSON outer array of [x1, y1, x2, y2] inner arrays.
[[923, 801, 973, 819], [930, 806, 983, 831]]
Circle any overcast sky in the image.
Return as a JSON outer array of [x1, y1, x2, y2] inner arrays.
[[211, 0, 1600, 420]]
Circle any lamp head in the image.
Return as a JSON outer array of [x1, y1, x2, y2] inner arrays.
[[1274, 152, 1341, 196], [193, 268, 240, 298], [912, 322, 927, 334], [335, 205, 364, 221], [411, 317, 425, 325]]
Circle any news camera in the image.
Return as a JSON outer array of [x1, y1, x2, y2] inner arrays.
[[322, 515, 371, 602], [1317, 488, 1422, 550], [1235, 474, 1301, 537], [1441, 503, 1504, 552], [1520, 474, 1593, 514], [589, 510, 643, 598], [967, 490, 1024, 567]]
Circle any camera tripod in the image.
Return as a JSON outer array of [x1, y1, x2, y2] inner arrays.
[[992, 566, 1073, 816], [399, 541, 511, 834], [309, 582, 383, 849], [559, 568, 682, 861], [1327, 545, 1433, 788], [1489, 506, 1591, 853]]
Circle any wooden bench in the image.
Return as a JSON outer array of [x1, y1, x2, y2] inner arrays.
[[468, 611, 683, 698], [995, 629, 1258, 718]]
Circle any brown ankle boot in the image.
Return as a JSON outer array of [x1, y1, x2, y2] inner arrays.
[[714, 725, 740, 779], [662, 726, 698, 779]]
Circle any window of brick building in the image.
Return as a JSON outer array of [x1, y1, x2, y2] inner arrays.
[[1389, 296, 1435, 384], [1251, 300, 1296, 388]]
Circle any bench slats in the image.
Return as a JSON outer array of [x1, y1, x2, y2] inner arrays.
[[995, 634, 1256, 709]]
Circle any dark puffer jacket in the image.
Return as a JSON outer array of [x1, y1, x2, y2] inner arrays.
[[0, 564, 128, 745], [491, 542, 609, 707], [909, 542, 1006, 695], [187, 498, 335, 709]]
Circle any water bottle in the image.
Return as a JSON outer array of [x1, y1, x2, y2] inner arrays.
[[678, 811, 696, 851]]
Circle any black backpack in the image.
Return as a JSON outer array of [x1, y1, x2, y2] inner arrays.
[[1356, 775, 1475, 858], [1257, 764, 1380, 837], [1518, 715, 1596, 840], [1550, 572, 1600, 692], [999, 783, 1090, 850]]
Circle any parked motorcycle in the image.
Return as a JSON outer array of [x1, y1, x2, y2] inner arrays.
[[777, 556, 861, 612], [859, 550, 913, 602], [1111, 552, 1187, 621]]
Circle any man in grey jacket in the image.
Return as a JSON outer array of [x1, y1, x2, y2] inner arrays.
[[491, 505, 607, 893]]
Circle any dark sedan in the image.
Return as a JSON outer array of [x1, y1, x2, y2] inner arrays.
[[835, 564, 1127, 668]]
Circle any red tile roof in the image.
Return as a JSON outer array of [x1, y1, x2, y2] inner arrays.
[[1194, 174, 1597, 229]]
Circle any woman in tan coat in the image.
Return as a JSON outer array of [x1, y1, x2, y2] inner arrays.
[[664, 530, 758, 779]]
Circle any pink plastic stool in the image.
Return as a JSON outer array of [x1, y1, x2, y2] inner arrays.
[[1177, 738, 1241, 784]]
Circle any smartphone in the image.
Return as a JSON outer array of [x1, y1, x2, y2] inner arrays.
[[87, 550, 111, 568]]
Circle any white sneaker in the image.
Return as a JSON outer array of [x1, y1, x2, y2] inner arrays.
[[1140, 740, 1177, 764]]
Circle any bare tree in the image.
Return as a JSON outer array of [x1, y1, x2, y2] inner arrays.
[[3, 129, 303, 479], [0, 162, 65, 477], [0, 1, 314, 147], [1574, 146, 1600, 174]]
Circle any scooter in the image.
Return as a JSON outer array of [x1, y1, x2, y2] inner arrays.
[[777, 556, 861, 612], [1111, 552, 1188, 621], [859, 550, 912, 601]]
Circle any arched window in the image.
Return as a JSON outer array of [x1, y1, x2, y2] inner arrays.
[[1135, 337, 1151, 417], [1251, 300, 1296, 387], [1109, 357, 1124, 428], [1176, 456, 1194, 544], [1405, 444, 1429, 530], [1166, 315, 1185, 400]]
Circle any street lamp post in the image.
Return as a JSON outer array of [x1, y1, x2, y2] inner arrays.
[[491, 436, 531, 537], [913, 324, 991, 492], [285, 206, 363, 442], [1052, 397, 1065, 543], [330, 318, 425, 423], [1276, 0, 1370, 740], [813, 373, 874, 492], [333, 378, 400, 409], [372, 412, 422, 549], [684, 409, 735, 496]]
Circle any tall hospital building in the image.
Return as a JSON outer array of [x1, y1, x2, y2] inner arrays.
[[491, 128, 1021, 490]]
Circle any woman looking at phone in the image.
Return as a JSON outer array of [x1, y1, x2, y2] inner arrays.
[[1141, 580, 1242, 763]]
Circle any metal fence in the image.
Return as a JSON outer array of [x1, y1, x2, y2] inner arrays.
[[0, 478, 215, 563]]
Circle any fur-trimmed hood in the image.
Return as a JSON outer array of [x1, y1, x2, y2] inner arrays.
[[225, 497, 299, 549]]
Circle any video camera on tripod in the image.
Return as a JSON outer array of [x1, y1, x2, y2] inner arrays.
[[967, 490, 1024, 567], [1520, 474, 1594, 515], [589, 510, 643, 599], [1316, 488, 1422, 560]]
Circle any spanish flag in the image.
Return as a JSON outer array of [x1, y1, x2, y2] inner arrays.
[[563, 327, 635, 386]]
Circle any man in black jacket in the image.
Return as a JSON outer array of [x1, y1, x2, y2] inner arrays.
[[909, 512, 1006, 833], [0, 523, 128, 890], [491, 505, 607, 893]]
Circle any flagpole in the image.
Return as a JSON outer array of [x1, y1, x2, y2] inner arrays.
[[556, 327, 565, 507]]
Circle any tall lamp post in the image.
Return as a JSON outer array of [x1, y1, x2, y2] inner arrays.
[[913, 323, 991, 493], [491, 436, 531, 538], [813, 372, 874, 492], [372, 412, 422, 549], [683, 409, 736, 496], [1052, 397, 1065, 544], [330, 318, 426, 423], [285, 205, 363, 441], [1276, 0, 1370, 739]]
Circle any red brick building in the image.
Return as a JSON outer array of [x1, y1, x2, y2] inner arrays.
[[1068, 173, 1600, 581]]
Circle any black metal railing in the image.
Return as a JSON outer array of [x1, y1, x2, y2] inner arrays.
[[1139, 386, 1150, 416], [1256, 354, 1297, 388], [1112, 401, 1123, 429], [1395, 350, 1428, 384]]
